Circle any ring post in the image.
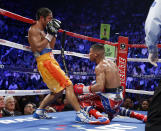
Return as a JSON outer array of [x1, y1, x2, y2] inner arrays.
[[116, 36, 128, 98]]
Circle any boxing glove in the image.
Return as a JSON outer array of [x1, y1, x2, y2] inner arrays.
[[73, 83, 92, 95], [45, 19, 61, 42]]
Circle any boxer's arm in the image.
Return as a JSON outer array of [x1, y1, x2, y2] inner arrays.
[[50, 37, 56, 49], [145, 0, 161, 53], [28, 27, 49, 52], [90, 67, 105, 92], [73, 66, 105, 94]]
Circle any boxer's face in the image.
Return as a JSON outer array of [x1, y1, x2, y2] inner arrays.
[[41, 13, 53, 28], [89, 48, 97, 62]]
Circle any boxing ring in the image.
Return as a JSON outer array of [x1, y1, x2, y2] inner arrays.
[[0, 8, 161, 131], [0, 111, 146, 131]]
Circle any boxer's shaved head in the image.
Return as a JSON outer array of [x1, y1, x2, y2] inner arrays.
[[89, 43, 105, 62], [91, 43, 105, 54]]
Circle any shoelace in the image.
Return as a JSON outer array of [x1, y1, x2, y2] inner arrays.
[[83, 111, 98, 122], [79, 110, 92, 122]]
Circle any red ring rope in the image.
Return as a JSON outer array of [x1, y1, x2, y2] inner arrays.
[[0, 8, 117, 46], [1, 8, 161, 48]]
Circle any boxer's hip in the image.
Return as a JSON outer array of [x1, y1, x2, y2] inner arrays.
[[35, 48, 72, 93], [104, 86, 124, 93]]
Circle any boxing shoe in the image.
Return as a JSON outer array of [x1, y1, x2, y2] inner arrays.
[[130, 112, 147, 123], [76, 110, 97, 124], [82, 106, 110, 124], [76, 109, 109, 124], [96, 116, 110, 124], [33, 109, 52, 119]]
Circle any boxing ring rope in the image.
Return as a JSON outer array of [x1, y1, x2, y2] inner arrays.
[[0, 8, 116, 46], [0, 89, 154, 96], [0, 8, 159, 97], [1, 39, 161, 62], [128, 44, 161, 48], [0, 90, 50, 96], [1, 8, 161, 48]]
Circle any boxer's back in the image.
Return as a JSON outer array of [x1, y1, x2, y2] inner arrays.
[[97, 59, 120, 89]]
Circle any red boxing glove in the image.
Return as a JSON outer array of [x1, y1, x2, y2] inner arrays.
[[73, 83, 92, 95], [91, 80, 96, 85]]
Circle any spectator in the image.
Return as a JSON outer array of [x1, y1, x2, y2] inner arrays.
[[122, 97, 134, 110], [3, 96, 22, 117], [139, 99, 149, 111], [23, 103, 35, 115], [0, 96, 5, 118]]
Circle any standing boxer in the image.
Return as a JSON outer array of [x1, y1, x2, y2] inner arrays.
[[28, 7, 100, 124]]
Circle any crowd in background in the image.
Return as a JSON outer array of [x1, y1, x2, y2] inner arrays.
[[0, 0, 159, 117], [0, 95, 74, 117], [0, 94, 150, 118]]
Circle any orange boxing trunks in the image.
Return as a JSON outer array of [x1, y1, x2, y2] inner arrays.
[[35, 50, 72, 93]]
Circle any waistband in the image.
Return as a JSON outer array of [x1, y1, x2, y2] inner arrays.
[[104, 86, 123, 93], [34, 48, 52, 58]]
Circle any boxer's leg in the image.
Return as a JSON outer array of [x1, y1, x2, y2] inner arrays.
[[119, 107, 147, 122]]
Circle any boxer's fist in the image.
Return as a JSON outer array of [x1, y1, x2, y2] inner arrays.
[[148, 52, 158, 67], [46, 19, 61, 36], [73, 83, 85, 95], [73, 83, 91, 95]]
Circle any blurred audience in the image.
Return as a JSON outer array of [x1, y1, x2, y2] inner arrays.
[[51, 95, 65, 112]]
